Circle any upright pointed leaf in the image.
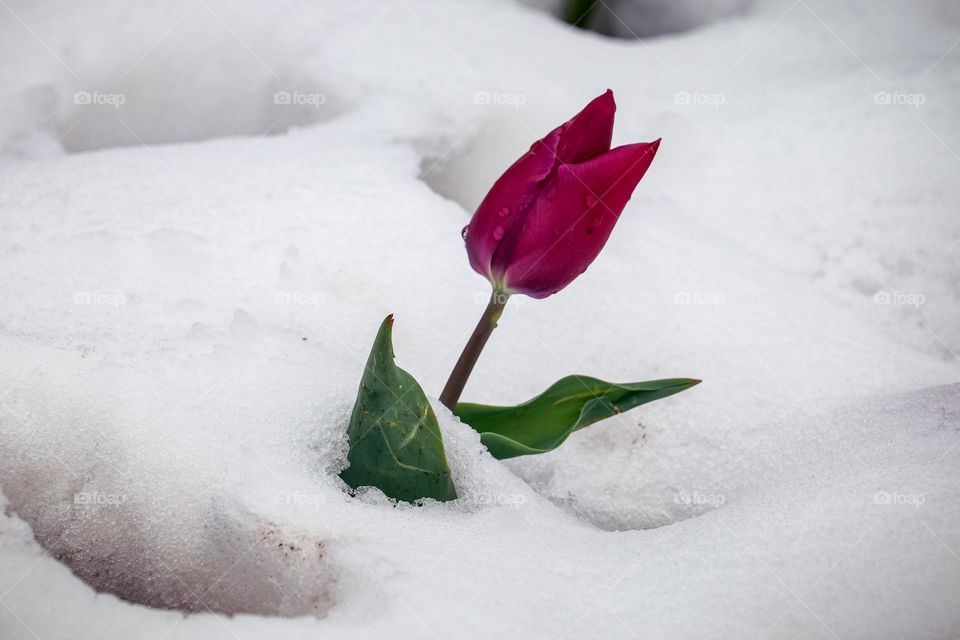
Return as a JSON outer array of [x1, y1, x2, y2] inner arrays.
[[455, 376, 700, 459], [340, 316, 457, 502]]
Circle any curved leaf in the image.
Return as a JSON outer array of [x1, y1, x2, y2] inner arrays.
[[340, 316, 457, 502], [455, 376, 700, 459]]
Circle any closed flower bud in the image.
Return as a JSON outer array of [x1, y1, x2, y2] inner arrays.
[[463, 90, 659, 298]]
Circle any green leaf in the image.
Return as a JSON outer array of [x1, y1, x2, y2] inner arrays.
[[340, 315, 457, 502], [455, 376, 700, 460]]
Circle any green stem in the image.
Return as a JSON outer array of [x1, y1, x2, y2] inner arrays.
[[439, 291, 508, 410]]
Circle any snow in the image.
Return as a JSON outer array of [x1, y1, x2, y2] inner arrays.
[[1, 0, 959, 638]]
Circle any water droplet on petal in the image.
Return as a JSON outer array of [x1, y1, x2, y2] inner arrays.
[[586, 213, 603, 235], [461, 225, 470, 240], [546, 188, 557, 200], [498, 207, 509, 217], [585, 194, 598, 207], [493, 225, 505, 240]]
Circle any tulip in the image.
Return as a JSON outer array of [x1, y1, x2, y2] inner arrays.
[[439, 90, 660, 409]]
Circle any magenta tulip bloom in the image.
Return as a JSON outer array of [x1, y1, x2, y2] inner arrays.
[[440, 90, 660, 410], [463, 89, 660, 299]]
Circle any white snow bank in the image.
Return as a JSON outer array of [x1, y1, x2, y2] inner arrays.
[[1, 0, 958, 638], [2, 384, 958, 638]]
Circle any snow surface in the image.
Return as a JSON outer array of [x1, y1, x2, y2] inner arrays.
[[1, 0, 959, 638]]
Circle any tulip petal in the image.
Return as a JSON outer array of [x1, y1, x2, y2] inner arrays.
[[556, 89, 615, 164], [464, 91, 618, 285], [464, 129, 562, 281], [499, 139, 660, 298]]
